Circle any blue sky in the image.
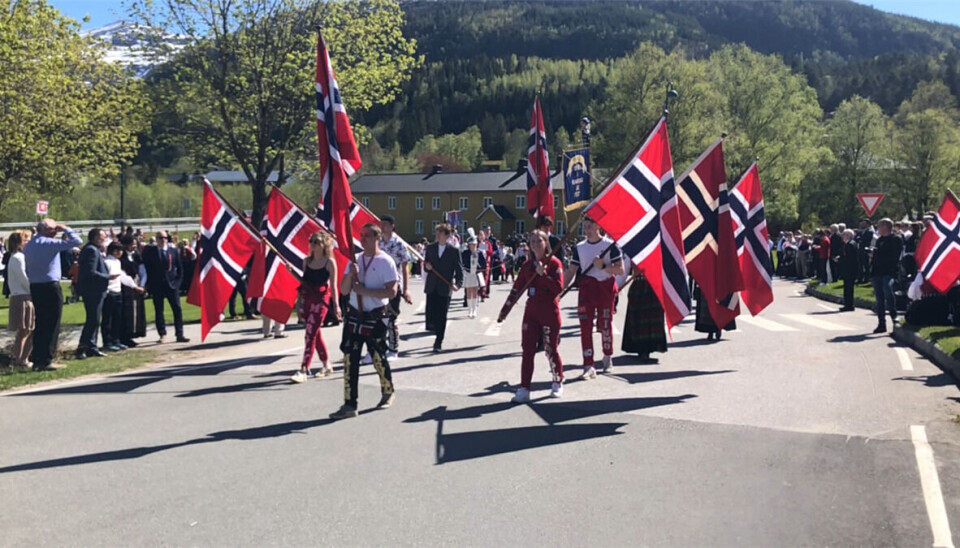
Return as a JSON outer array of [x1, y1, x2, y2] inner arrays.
[[51, 0, 960, 30]]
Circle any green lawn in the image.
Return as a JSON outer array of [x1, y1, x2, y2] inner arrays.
[[807, 279, 877, 304], [0, 282, 200, 328], [0, 348, 159, 391]]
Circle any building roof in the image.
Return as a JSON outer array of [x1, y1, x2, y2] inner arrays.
[[204, 170, 284, 183], [351, 171, 564, 194], [476, 204, 516, 221]]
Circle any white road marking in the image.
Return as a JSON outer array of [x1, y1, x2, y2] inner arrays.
[[612, 322, 621, 335], [415, 301, 426, 314], [895, 347, 914, 371], [780, 314, 854, 331], [910, 425, 955, 548], [737, 315, 799, 332], [479, 317, 492, 324], [817, 303, 835, 311], [484, 322, 503, 337]]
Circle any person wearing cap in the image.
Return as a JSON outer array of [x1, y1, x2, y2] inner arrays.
[[460, 229, 486, 318], [563, 215, 624, 378]]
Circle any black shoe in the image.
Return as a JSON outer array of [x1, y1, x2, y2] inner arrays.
[[839, 306, 855, 312], [433, 342, 442, 353], [74, 350, 87, 360], [873, 325, 887, 334], [330, 404, 358, 420], [121, 340, 138, 348], [176, 336, 190, 343], [87, 348, 106, 357], [706, 333, 714, 341]]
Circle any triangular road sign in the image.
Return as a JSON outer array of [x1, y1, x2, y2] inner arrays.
[[857, 193, 885, 217]]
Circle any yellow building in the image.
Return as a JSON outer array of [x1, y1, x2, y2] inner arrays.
[[351, 171, 582, 243]]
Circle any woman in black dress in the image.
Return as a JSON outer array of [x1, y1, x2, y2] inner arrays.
[[621, 266, 666, 362]]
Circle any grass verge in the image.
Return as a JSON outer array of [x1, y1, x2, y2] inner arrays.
[[902, 324, 960, 361], [806, 279, 877, 304], [0, 348, 159, 391]]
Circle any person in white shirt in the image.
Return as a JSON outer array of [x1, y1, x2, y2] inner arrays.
[[102, 242, 144, 351], [330, 223, 398, 420], [6, 230, 34, 368], [563, 215, 625, 378]]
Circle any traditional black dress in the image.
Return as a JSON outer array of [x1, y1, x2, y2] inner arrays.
[[693, 284, 736, 337], [120, 251, 147, 342], [621, 274, 667, 356]]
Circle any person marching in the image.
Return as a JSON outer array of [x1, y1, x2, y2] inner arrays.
[[498, 229, 565, 402], [423, 223, 463, 353], [330, 223, 397, 420], [563, 215, 624, 378], [621, 266, 666, 363], [461, 229, 487, 318], [379, 215, 412, 359], [291, 231, 340, 383]]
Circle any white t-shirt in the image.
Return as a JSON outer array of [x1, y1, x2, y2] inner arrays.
[[105, 255, 136, 293], [7, 252, 30, 296], [349, 250, 398, 311], [572, 236, 623, 282]]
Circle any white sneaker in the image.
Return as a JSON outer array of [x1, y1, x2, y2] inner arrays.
[[360, 354, 373, 365], [385, 351, 399, 360], [601, 355, 613, 374], [550, 382, 563, 398], [289, 371, 307, 383], [580, 366, 597, 380], [512, 387, 531, 403]]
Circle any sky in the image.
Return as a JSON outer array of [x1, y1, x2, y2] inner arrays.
[[50, 0, 960, 30]]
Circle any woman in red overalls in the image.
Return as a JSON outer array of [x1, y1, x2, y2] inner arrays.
[[291, 231, 340, 383], [497, 229, 564, 402]]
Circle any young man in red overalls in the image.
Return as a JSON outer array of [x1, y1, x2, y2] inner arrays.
[[564, 215, 624, 379]]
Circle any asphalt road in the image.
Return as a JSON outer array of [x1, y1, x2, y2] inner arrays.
[[2, 277, 959, 546]]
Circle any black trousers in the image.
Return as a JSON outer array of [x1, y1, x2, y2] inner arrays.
[[30, 282, 63, 367], [228, 279, 251, 317], [101, 291, 122, 346], [387, 294, 402, 352], [80, 290, 106, 350], [842, 277, 855, 308], [342, 319, 393, 408], [153, 286, 184, 337], [425, 291, 451, 345]]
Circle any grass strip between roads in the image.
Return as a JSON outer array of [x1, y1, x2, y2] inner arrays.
[[806, 279, 960, 361], [0, 348, 159, 392]]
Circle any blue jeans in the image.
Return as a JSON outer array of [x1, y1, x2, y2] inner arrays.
[[871, 275, 897, 326]]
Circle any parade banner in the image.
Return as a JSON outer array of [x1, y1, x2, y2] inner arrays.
[[562, 147, 591, 211], [446, 210, 462, 227]]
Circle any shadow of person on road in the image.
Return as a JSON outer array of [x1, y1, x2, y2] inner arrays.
[[893, 373, 960, 389], [610, 370, 734, 385], [0, 418, 336, 474]]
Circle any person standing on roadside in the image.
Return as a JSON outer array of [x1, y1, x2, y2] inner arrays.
[[23, 219, 82, 370], [870, 218, 903, 333], [76, 229, 118, 359], [7, 230, 35, 368], [379, 215, 412, 359], [838, 229, 859, 312], [142, 231, 189, 344]]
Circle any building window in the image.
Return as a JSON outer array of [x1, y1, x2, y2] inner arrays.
[[415, 219, 423, 235], [556, 220, 566, 235], [494, 222, 501, 233], [553, 195, 560, 210], [388, 196, 397, 210], [432, 197, 441, 210], [459, 196, 468, 210], [515, 195, 526, 209], [461, 221, 468, 234], [515, 220, 526, 234], [483, 196, 493, 208], [432, 220, 439, 231], [415, 197, 424, 210], [361, 196, 370, 208]]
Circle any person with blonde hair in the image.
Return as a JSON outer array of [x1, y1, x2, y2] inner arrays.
[[497, 229, 565, 402], [291, 231, 340, 383], [7, 230, 35, 368]]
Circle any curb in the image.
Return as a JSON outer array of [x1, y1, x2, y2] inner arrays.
[[803, 285, 875, 310], [892, 325, 960, 382]]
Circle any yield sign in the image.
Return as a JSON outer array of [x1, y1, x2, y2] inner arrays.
[[857, 193, 885, 217]]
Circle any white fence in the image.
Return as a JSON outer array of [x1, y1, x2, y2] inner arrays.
[[0, 217, 201, 238]]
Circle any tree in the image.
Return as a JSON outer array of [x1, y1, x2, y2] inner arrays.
[[133, 0, 419, 225], [0, 0, 145, 217], [823, 96, 889, 223], [893, 109, 960, 215]]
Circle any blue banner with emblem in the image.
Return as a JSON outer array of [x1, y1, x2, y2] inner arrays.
[[445, 210, 462, 227], [562, 147, 591, 210]]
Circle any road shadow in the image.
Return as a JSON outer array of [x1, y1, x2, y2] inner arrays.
[[612, 369, 734, 385], [668, 338, 725, 348], [435, 422, 626, 464], [612, 354, 660, 366], [0, 418, 336, 474], [174, 337, 261, 352], [174, 379, 290, 398], [828, 333, 887, 343], [12, 355, 285, 396], [893, 373, 960, 389], [362, 350, 520, 376]]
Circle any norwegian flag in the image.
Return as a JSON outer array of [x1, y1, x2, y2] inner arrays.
[[678, 138, 743, 329], [916, 190, 960, 294], [526, 96, 554, 220], [187, 179, 261, 341], [584, 117, 690, 329], [247, 187, 350, 324], [729, 163, 774, 315], [314, 31, 361, 255]]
